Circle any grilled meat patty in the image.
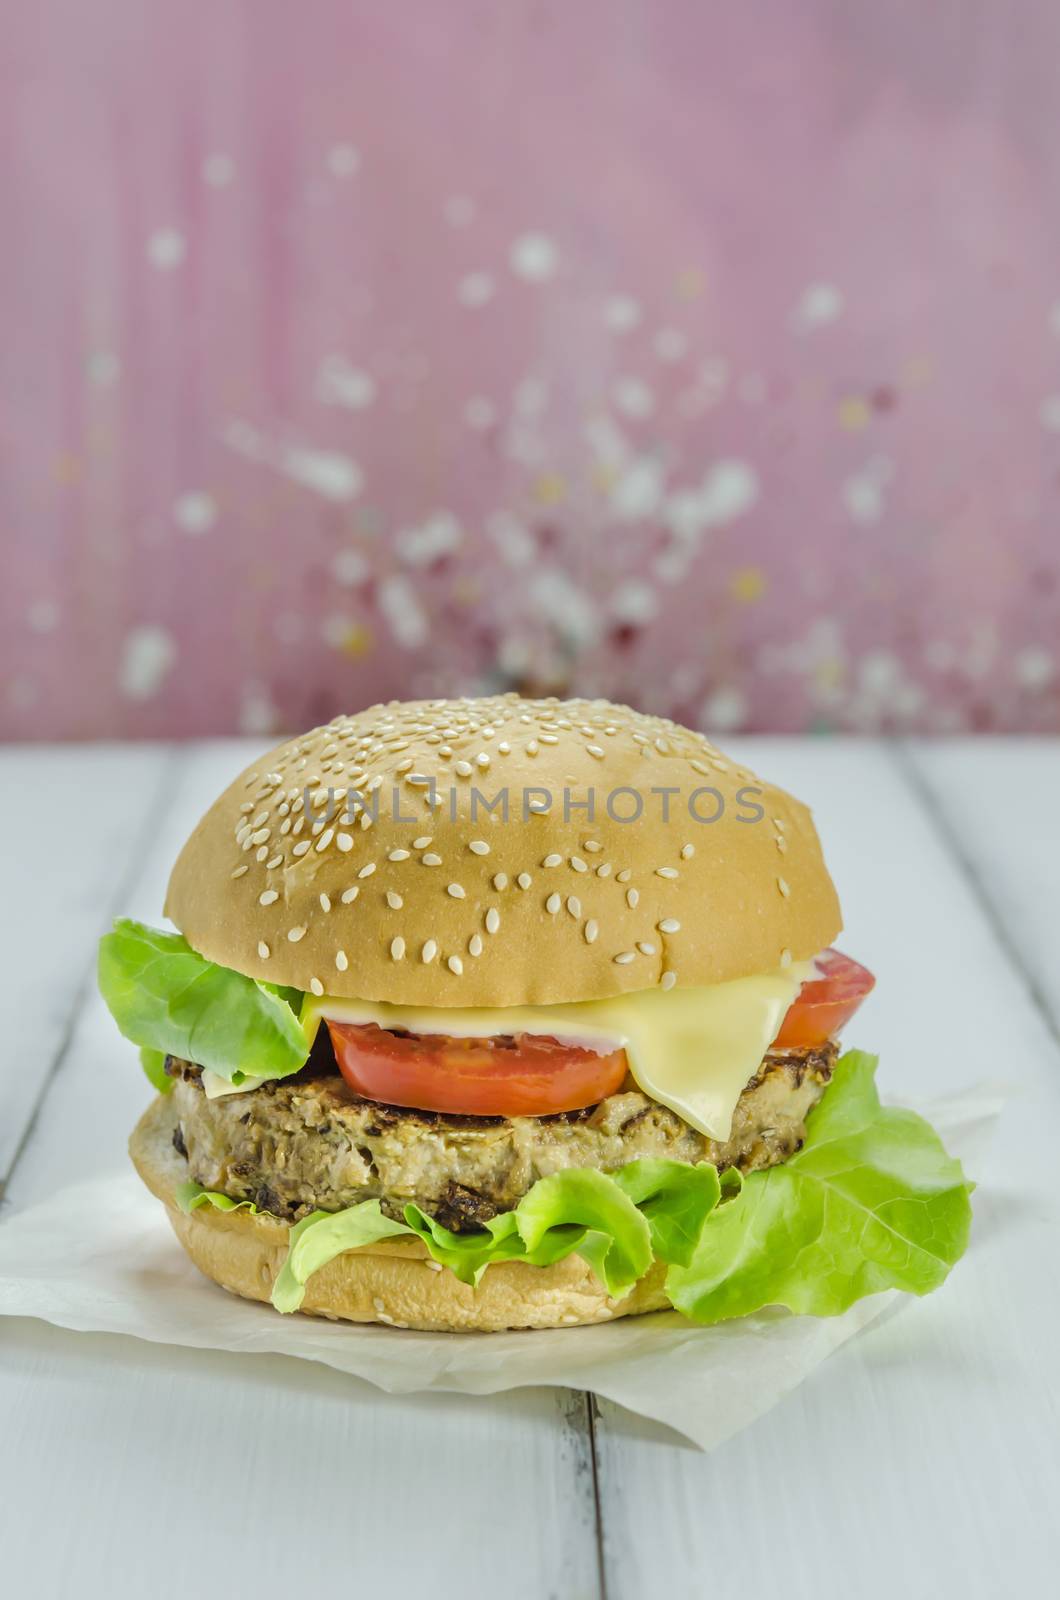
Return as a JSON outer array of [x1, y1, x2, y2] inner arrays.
[[168, 1042, 837, 1231]]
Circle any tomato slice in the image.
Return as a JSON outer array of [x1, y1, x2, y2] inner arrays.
[[326, 1021, 629, 1117], [771, 948, 875, 1049]]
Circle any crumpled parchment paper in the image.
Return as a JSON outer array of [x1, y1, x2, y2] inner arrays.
[[0, 1086, 1002, 1449]]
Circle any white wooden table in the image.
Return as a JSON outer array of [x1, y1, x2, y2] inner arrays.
[[2, 738, 1058, 1598]]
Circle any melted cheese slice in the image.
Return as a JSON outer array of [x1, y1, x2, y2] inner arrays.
[[301, 961, 814, 1142]]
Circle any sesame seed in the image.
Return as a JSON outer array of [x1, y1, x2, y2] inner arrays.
[[390, 937, 406, 961], [358, 862, 377, 879], [336, 950, 349, 971], [287, 925, 307, 943], [660, 970, 677, 991], [422, 853, 442, 866], [492, 872, 508, 891], [231, 865, 249, 879], [596, 862, 612, 878], [250, 828, 270, 846], [656, 866, 679, 879], [626, 888, 639, 909], [447, 954, 464, 975], [546, 892, 561, 914], [583, 840, 603, 853], [258, 941, 270, 959], [542, 853, 563, 868], [637, 941, 657, 956], [386, 890, 404, 910], [259, 889, 279, 907], [310, 977, 324, 996], [413, 836, 433, 849], [454, 760, 473, 777], [658, 918, 681, 934], [239, 802, 255, 815], [485, 907, 500, 934], [319, 893, 332, 912], [395, 758, 413, 774], [292, 840, 311, 857], [776, 836, 788, 854], [587, 745, 605, 759], [476, 753, 490, 769], [613, 951, 637, 965], [567, 896, 581, 917], [447, 883, 465, 899], [780, 948, 792, 968], [388, 848, 410, 862], [469, 839, 490, 855], [778, 876, 790, 897], [616, 868, 631, 883], [422, 939, 438, 964], [517, 872, 532, 889], [468, 934, 483, 957], [570, 856, 587, 873], [681, 843, 695, 859], [773, 817, 787, 833], [255, 846, 269, 863], [340, 887, 359, 904], [526, 740, 539, 756], [585, 920, 599, 944], [540, 733, 559, 745], [266, 854, 282, 870], [315, 828, 334, 852]]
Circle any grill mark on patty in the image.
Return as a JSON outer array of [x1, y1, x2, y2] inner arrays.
[[168, 1042, 837, 1231]]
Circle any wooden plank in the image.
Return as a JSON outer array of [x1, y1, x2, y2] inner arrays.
[[0, 740, 601, 1599], [0, 743, 175, 1183], [905, 738, 1060, 1037], [590, 739, 1060, 1598]]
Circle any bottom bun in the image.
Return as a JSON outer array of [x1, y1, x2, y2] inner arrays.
[[129, 1094, 671, 1332]]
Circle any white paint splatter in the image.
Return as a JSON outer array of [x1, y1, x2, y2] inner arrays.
[[238, 679, 279, 736], [1015, 646, 1055, 689], [27, 599, 59, 634], [327, 144, 360, 178], [1040, 396, 1060, 432], [316, 356, 377, 409], [666, 460, 759, 539], [202, 153, 236, 188], [457, 272, 495, 309], [173, 492, 218, 535], [395, 512, 463, 567], [610, 580, 659, 625], [610, 456, 665, 521], [378, 575, 429, 649], [464, 397, 497, 430], [332, 548, 369, 586], [487, 511, 534, 567], [654, 328, 688, 362], [147, 230, 186, 270], [87, 351, 120, 387], [529, 568, 601, 649], [510, 233, 559, 282], [514, 376, 548, 417], [444, 195, 476, 227], [120, 626, 176, 701], [614, 377, 656, 418], [701, 686, 748, 731], [222, 420, 362, 502], [602, 295, 642, 332], [790, 282, 844, 333]]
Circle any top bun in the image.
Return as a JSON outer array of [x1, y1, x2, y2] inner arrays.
[[165, 695, 841, 1007]]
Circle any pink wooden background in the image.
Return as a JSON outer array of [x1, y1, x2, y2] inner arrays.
[[3, 0, 1059, 740]]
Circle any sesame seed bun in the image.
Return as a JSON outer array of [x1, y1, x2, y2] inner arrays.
[[130, 1093, 670, 1331], [164, 695, 841, 1006]]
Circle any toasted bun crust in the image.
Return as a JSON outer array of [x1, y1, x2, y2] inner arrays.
[[164, 695, 840, 1007], [130, 1094, 669, 1332]]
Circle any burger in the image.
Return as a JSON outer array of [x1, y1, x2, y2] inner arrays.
[[98, 695, 971, 1332]]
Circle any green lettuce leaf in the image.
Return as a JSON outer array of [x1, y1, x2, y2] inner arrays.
[[98, 918, 309, 1084], [268, 1158, 724, 1312], [665, 1051, 973, 1323], [271, 1203, 413, 1314], [175, 1180, 263, 1215], [139, 1046, 172, 1095]]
